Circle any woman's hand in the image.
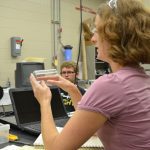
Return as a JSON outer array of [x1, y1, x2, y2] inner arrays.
[[30, 74, 51, 106], [35, 74, 82, 109], [36, 74, 75, 93]]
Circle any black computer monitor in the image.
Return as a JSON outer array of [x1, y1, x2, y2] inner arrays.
[[15, 62, 45, 88]]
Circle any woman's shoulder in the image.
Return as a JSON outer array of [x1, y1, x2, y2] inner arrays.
[[96, 73, 122, 85], [96, 66, 146, 84], [86, 73, 123, 96]]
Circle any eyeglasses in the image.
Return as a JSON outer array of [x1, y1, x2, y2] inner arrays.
[[61, 71, 75, 75]]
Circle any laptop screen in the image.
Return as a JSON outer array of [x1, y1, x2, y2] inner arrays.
[[9, 86, 67, 125]]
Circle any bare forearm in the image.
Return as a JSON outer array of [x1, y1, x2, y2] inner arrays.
[[40, 103, 58, 149]]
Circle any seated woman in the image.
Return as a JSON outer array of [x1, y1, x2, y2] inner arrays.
[[30, 0, 150, 149]]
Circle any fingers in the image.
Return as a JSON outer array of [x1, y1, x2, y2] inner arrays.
[[30, 73, 37, 90], [30, 73, 36, 83], [31, 73, 50, 88], [30, 73, 42, 91], [47, 79, 60, 86], [40, 80, 47, 88], [36, 74, 61, 87], [37, 74, 60, 81], [31, 74, 68, 90]]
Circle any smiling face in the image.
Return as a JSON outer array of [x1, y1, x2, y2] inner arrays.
[[91, 15, 111, 63]]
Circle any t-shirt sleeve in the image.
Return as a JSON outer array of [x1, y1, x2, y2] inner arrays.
[[77, 74, 126, 119], [77, 86, 86, 95]]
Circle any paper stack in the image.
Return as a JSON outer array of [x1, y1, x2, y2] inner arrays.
[[33, 127, 104, 150]]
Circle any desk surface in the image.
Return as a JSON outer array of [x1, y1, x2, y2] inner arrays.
[[0, 117, 38, 149], [0, 116, 104, 150]]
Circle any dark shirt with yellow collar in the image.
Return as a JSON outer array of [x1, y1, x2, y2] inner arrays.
[[60, 85, 85, 113]]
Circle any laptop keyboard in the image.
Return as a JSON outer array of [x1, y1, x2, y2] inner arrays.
[[25, 118, 69, 134], [55, 117, 69, 127], [26, 123, 41, 132]]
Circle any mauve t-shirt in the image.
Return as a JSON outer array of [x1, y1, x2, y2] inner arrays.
[[78, 67, 150, 150]]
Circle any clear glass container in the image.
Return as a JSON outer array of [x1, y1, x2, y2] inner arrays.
[[33, 69, 58, 77]]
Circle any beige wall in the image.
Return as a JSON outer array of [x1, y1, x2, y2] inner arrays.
[[143, 0, 150, 11], [60, 0, 101, 60], [0, 0, 102, 87], [0, 0, 52, 86], [1, 0, 148, 87]]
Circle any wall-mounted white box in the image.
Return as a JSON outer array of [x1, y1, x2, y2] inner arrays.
[[0, 123, 10, 144]]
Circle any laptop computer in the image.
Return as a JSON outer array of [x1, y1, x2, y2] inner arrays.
[[9, 86, 69, 135]]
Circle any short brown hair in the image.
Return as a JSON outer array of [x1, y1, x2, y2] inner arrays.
[[60, 61, 79, 73], [97, 0, 150, 66]]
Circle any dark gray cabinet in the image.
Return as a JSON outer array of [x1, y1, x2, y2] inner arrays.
[[95, 49, 110, 79], [86, 45, 110, 80]]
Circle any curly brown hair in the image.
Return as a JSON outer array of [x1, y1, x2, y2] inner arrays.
[[97, 0, 150, 66]]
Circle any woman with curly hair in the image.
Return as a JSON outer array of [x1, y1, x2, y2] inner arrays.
[[30, 0, 150, 149]]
